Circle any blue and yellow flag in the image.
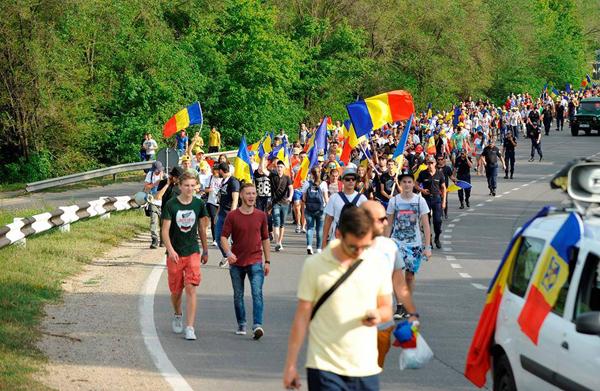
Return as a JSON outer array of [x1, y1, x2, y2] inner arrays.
[[233, 136, 254, 183]]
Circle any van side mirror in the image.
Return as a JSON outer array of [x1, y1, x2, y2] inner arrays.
[[575, 312, 600, 336]]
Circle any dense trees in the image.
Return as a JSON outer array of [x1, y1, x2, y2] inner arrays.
[[0, 0, 597, 182]]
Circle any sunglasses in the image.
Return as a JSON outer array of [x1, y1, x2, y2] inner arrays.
[[344, 177, 357, 182]]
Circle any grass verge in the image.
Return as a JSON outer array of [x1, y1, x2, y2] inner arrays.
[[0, 208, 146, 390]]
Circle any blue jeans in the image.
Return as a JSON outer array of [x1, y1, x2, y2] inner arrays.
[[229, 263, 264, 328], [305, 211, 324, 249], [485, 164, 498, 191], [272, 202, 288, 228], [215, 210, 228, 257], [307, 368, 379, 391]]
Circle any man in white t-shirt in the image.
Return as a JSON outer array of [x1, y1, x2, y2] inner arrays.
[[144, 161, 165, 249], [385, 170, 431, 319], [143, 133, 158, 160], [321, 167, 368, 248]]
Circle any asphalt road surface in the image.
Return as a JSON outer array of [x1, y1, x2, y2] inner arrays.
[[149, 130, 600, 390]]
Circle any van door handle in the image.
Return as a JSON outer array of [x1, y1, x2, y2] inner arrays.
[[561, 341, 569, 350]]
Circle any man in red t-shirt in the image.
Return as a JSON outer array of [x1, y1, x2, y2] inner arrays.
[[221, 183, 271, 340]]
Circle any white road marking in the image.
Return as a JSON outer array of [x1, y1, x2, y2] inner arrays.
[[503, 191, 510, 195], [476, 203, 484, 207], [471, 283, 487, 290], [443, 234, 452, 238], [459, 272, 472, 279], [496, 195, 503, 198], [512, 187, 520, 191], [445, 255, 456, 261], [447, 224, 455, 228], [441, 240, 452, 245], [522, 183, 529, 187], [443, 247, 453, 252], [140, 263, 194, 391], [445, 229, 453, 233], [452, 219, 461, 223], [450, 263, 462, 269]]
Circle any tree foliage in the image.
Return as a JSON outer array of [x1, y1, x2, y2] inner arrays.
[[0, 0, 597, 183]]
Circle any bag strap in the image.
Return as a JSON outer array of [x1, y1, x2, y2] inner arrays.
[[338, 191, 349, 205], [310, 259, 364, 321], [351, 193, 361, 205]]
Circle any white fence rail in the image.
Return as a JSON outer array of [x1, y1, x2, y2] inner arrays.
[[0, 196, 142, 250]]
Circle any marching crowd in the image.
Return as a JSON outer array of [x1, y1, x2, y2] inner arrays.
[[142, 86, 599, 390]]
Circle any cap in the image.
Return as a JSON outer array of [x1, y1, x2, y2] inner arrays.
[[181, 155, 191, 162], [341, 167, 358, 179], [397, 169, 414, 181], [151, 161, 164, 172], [425, 155, 436, 163], [169, 166, 184, 177]]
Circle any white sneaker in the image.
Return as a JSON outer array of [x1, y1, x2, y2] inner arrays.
[[307, 246, 313, 255], [235, 324, 247, 335], [172, 314, 183, 334], [252, 326, 264, 340], [219, 258, 229, 268], [295, 225, 301, 233], [316, 249, 322, 253], [212, 241, 217, 247], [184, 326, 196, 340]]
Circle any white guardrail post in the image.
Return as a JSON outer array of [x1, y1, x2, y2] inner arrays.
[[0, 196, 145, 250]]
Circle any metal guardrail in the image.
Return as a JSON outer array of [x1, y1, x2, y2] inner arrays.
[[0, 196, 141, 250], [25, 149, 237, 193]]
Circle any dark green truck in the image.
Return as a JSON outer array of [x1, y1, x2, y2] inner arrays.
[[571, 97, 600, 136]]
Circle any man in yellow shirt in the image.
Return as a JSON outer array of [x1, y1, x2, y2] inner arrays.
[[283, 207, 393, 390], [208, 127, 221, 153]]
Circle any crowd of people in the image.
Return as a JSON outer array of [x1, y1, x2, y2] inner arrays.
[[142, 86, 599, 390]]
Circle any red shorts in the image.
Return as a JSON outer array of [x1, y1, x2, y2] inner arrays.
[[166, 253, 201, 294]]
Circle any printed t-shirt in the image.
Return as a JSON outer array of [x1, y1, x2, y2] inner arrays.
[[161, 197, 208, 256], [254, 169, 272, 197], [221, 208, 268, 267], [218, 176, 240, 212], [386, 194, 430, 246], [297, 240, 392, 377]]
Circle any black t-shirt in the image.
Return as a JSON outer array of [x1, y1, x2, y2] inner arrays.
[[379, 172, 398, 200], [270, 173, 292, 204], [455, 156, 471, 178], [438, 165, 453, 187], [528, 110, 540, 126], [157, 178, 180, 203], [542, 108, 553, 123], [218, 176, 240, 211], [503, 139, 516, 154], [481, 145, 501, 166], [254, 169, 272, 197], [417, 170, 445, 198], [556, 105, 565, 118]]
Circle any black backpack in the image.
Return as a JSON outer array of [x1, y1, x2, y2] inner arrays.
[[305, 181, 324, 213], [338, 192, 361, 217]]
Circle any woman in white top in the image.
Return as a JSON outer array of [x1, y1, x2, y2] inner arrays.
[[204, 165, 222, 246]]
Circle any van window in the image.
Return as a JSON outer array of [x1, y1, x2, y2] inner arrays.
[[574, 253, 600, 320], [508, 237, 546, 298], [550, 247, 577, 317]]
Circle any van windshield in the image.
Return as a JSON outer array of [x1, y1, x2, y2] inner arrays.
[[579, 102, 600, 113]]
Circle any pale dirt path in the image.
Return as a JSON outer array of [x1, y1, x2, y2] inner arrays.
[[35, 232, 169, 391]]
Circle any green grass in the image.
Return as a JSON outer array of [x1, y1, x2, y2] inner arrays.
[[0, 208, 146, 390]]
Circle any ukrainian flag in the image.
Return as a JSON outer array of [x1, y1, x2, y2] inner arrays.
[[233, 136, 254, 184]]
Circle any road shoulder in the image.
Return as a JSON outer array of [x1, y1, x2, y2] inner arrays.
[[35, 232, 169, 390]]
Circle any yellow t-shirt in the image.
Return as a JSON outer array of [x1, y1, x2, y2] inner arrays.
[[208, 131, 221, 147], [297, 240, 393, 377]]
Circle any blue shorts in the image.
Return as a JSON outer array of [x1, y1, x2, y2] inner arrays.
[[307, 368, 379, 391], [293, 189, 303, 202], [391, 240, 424, 274], [272, 203, 289, 228]]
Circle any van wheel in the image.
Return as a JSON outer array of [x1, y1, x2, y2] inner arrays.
[[493, 354, 517, 391]]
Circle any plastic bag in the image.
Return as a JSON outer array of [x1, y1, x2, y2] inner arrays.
[[399, 333, 434, 370]]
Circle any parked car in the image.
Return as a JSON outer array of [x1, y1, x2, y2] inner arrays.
[[571, 97, 600, 136], [491, 161, 600, 391]]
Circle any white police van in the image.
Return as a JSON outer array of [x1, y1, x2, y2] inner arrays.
[[492, 161, 600, 391]]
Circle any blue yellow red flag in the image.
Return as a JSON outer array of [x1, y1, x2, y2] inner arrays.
[[517, 212, 583, 344], [163, 102, 203, 138], [346, 90, 415, 138]]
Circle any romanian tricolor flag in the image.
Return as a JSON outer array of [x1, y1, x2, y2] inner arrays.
[[343, 120, 365, 149], [293, 146, 318, 189], [517, 212, 583, 344], [233, 136, 253, 184], [465, 207, 551, 388], [426, 134, 436, 156], [346, 90, 415, 138], [163, 102, 203, 138], [392, 114, 414, 167]]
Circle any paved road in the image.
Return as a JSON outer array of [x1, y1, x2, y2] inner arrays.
[[149, 130, 599, 390]]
